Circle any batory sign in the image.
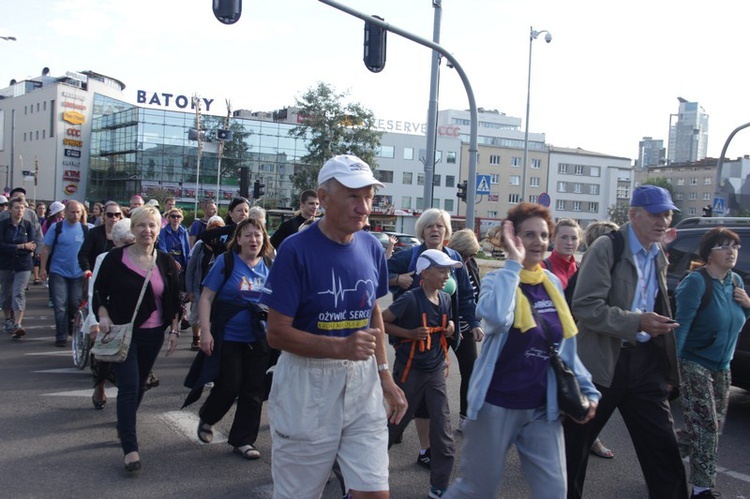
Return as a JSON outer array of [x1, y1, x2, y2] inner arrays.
[[136, 91, 214, 112], [63, 110, 86, 125]]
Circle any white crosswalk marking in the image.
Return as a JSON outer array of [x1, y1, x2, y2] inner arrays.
[[160, 410, 228, 444], [34, 368, 89, 374], [42, 387, 117, 398]]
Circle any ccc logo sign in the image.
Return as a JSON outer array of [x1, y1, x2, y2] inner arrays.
[[66, 128, 82, 137], [437, 126, 461, 137]]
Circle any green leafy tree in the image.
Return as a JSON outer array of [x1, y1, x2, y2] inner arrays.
[[643, 176, 673, 194], [608, 203, 630, 226], [289, 82, 383, 193]]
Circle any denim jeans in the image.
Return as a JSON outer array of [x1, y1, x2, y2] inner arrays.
[[48, 273, 84, 342], [111, 326, 165, 455]]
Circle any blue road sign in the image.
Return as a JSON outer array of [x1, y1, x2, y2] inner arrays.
[[476, 174, 491, 195], [538, 192, 551, 207], [713, 196, 725, 215]]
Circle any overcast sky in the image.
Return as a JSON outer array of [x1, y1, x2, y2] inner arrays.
[[2, 0, 749, 162]]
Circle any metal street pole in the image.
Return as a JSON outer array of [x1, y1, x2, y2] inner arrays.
[[714, 121, 750, 216], [422, 0, 442, 211], [318, 0, 480, 230], [522, 26, 551, 203]]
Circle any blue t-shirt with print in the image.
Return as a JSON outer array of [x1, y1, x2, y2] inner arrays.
[[260, 221, 388, 337], [202, 251, 270, 343], [43, 221, 85, 278], [485, 282, 563, 410]]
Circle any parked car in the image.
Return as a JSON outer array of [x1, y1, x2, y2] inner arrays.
[[370, 232, 392, 251], [665, 217, 750, 390], [385, 232, 420, 253]]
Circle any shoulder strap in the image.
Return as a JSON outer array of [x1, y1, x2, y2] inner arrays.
[[214, 251, 235, 296], [608, 230, 625, 274], [542, 257, 551, 270], [696, 267, 714, 312]]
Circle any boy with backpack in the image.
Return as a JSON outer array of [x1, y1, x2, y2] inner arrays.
[[383, 249, 459, 499]]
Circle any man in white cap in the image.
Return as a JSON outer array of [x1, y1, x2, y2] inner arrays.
[[0, 195, 8, 214], [261, 154, 408, 498]]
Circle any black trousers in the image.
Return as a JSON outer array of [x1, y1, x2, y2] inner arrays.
[[199, 340, 271, 447], [564, 342, 687, 499]]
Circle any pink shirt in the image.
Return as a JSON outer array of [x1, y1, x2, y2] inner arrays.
[[122, 250, 165, 328]]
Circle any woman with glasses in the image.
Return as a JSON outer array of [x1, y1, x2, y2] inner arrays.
[[78, 201, 123, 408], [673, 227, 750, 499], [199, 197, 251, 257]]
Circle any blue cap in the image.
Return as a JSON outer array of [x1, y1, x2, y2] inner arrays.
[[630, 185, 680, 213]]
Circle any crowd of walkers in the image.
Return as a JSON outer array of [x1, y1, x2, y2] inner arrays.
[[2, 167, 747, 498]]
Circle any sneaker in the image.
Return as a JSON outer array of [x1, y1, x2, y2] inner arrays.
[[181, 318, 190, 330], [191, 336, 201, 351], [55, 339, 67, 347], [429, 486, 446, 498], [233, 444, 261, 460], [416, 449, 431, 469], [11, 325, 25, 339], [457, 415, 467, 433], [4, 319, 15, 334], [48, 300, 54, 308], [691, 490, 721, 498], [145, 372, 160, 390]]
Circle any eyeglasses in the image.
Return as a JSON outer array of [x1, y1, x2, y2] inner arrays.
[[105, 212, 123, 218], [710, 244, 741, 251], [169, 214, 183, 219]]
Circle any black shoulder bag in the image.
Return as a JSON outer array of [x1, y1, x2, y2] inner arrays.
[[520, 286, 590, 421]]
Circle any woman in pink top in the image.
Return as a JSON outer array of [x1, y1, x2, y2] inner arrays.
[[93, 205, 181, 472]]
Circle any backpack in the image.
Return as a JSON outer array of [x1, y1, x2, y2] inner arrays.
[[46, 220, 89, 272], [677, 266, 741, 313]]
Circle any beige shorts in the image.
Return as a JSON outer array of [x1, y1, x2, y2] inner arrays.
[[268, 352, 389, 498]]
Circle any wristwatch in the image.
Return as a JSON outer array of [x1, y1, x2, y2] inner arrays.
[[377, 363, 390, 372]]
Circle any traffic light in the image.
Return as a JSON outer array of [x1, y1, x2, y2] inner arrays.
[[212, 0, 242, 25], [457, 180, 468, 202], [253, 180, 265, 199], [363, 16, 387, 73], [702, 204, 712, 217]]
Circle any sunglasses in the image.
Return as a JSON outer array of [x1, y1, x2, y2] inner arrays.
[[106, 212, 123, 218], [170, 214, 183, 219]]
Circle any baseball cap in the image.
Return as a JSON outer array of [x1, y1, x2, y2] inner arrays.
[[0, 195, 7, 205], [318, 154, 384, 189], [416, 249, 463, 275], [49, 201, 65, 216], [630, 185, 680, 213], [146, 199, 160, 207]]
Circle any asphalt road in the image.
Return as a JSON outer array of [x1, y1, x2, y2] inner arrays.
[[1, 284, 749, 498]]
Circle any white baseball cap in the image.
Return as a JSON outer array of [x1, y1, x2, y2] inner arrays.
[[0, 195, 8, 204], [416, 249, 463, 275], [49, 201, 65, 216], [317, 154, 384, 189]]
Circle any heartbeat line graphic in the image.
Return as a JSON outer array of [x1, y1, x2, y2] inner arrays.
[[318, 268, 376, 308]]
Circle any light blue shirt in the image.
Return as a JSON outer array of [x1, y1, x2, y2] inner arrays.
[[43, 220, 85, 278], [627, 225, 661, 342]]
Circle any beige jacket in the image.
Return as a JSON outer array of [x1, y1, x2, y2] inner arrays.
[[572, 223, 680, 388]]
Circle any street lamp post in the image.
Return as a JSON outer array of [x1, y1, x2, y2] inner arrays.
[[521, 26, 552, 203]]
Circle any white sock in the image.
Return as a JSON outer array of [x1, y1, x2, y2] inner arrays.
[[692, 485, 709, 495]]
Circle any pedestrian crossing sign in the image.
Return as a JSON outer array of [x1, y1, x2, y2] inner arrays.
[[476, 175, 491, 195], [713, 196, 725, 215]]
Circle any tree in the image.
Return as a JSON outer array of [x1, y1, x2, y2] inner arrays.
[[289, 82, 383, 193], [643, 176, 673, 194], [608, 203, 630, 226]]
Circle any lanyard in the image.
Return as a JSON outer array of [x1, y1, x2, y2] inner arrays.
[[633, 249, 653, 312]]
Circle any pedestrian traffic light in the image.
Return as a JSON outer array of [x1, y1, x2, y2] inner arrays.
[[212, 0, 241, 24], [363, 16, 387, 73], [253, 180, 265, 198], [457, 180, 468, 202], [702, 204, 712, 217]]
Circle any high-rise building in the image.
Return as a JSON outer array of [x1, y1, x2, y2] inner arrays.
[[668, 97, 709, 164], [637, 136, 666, 169]]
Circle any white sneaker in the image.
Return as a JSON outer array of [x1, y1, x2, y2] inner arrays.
[[457, 416, 467, 433]]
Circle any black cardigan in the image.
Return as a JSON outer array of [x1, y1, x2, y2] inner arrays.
[[93, 245, 181, 328], [78, 225, 114, 273]]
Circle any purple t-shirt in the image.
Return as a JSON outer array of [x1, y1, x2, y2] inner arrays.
[[260, 221, 388, 338], [485, 282, 563, 410]]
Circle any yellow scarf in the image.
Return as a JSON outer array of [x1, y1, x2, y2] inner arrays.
[[513, 265, 578, 339]]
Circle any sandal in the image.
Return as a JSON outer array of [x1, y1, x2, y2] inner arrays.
[[197, 421, 214, 443], [590, 440, 614, 459], [233, 444, 260, 460]]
